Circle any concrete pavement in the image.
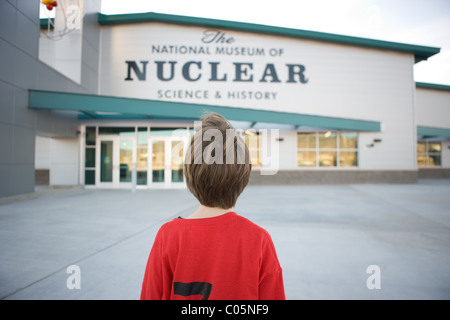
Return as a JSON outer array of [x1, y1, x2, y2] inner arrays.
[[1, 180, 449, 299]]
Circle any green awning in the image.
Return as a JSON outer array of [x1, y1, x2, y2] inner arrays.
[[28, 90, 381, 132], [417, 126, 450, 138]]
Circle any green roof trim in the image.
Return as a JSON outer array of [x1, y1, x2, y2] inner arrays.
[[417, 126, 450, 138], [28, 90, 381, 132], [40, 18, 54, 29], [97, 12, 440, 63], [416, 82, 450, 92]]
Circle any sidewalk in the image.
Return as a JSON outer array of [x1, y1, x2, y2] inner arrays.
[[1, 180, 449, 299]]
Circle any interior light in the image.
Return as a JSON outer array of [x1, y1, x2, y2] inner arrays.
[[244, 130, 256, 136]]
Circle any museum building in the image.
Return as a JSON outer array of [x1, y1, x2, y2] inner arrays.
[[1, 0, 450, 198]]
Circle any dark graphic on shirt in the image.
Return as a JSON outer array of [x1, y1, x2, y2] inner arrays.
[[173, 281, 213, 300]]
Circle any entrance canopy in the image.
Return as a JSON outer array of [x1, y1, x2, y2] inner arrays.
[[28, 90, 381, 132], [417, 126, 450, 139]]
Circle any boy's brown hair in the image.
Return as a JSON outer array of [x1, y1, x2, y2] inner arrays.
[[184, 112, 251, 209]]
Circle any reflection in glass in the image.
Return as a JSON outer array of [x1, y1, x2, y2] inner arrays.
[[138, 127, 148, 146], [86, 127, 96, 146], [85, 169, 95, 185], [428, 155, 441, 166], [297, 151, 316, 167], [249, 149, 261, 167], [100, 141, 113, 182], [85, 148, 95, 168], [120, 140, 133, 182], [319, 151, 337, 167], [428, 142, 441, 153], [150, 127, 186, 136], [339, 151, 358, 167], [417, 154, 427, 166], [152, 141, 165, 182], [171, 141, 184, 182], [99, 127, 135, 136], [297, 133, 316, 149], [417, 142, 426, 153], [137, 172, 147, 185], [297, 131, 358, 168], [339, 132, 357, 149], [417, 141, 442, 167], [244, 134, 261, 167], [319, 132, 336, 149], [137, 147, 147, 185]]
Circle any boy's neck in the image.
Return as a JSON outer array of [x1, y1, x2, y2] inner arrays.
[[186, 205, 233, 219]]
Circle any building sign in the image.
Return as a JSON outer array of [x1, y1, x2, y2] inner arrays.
[[99, 22, 400, 122], [100, 24, 310, 109], [123, 30, 308, 103]]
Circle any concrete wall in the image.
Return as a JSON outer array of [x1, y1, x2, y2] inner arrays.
[[416, 87, 450, 169], [419, 168, 450, 179], [35, 136, 51, 170], [49, 138, 79, 185], [249, 169, 418, 185], [0, 0, 100, 198], [35, 136, 79, 186], [444, 141, 450, 168], [416, 87, 450, 130]]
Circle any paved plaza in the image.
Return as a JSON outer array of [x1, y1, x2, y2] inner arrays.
[[1, 180, 449, 300]]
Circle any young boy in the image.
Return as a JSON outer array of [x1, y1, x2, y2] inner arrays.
[[140, 112, 285, 300]]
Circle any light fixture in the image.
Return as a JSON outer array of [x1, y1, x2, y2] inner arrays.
[[324, 131, 332, 138]]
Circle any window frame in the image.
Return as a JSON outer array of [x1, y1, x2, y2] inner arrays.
[[297, 131, 358, 168], [417, 140, 442, 167]]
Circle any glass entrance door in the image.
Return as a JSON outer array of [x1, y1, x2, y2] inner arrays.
[[118, 137, 135, 187], [100, 140, 114, 184], [98, 136, 136, 188], [150, 137, 186, 188]]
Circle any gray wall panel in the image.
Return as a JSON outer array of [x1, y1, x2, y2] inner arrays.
[[0, 1, 17, 45], [0, 122, 14, 164], [0, 81, 15, 124], [0, 40, 16, 84], [0, 0, 101, 198], [13, 87, 36, 128], [12, 125, 35, 165], [0, 164, 13, 197], [15, 10, 39, 58], [11, 164, 35, 195]]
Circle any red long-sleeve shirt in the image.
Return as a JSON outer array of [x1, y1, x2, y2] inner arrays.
[[140, 211, 285, 300]]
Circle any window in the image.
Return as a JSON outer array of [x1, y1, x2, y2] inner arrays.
[[98, 127, 135, 136], [297, 131, 358, 167], [84, 127, 96, 185], [339, 132, 358, 167], [243, 132, 261, 167], [297, 132, 318, 167], [318, 131, 337, 167], [137, 127, 148, 185], [417, 141, 441, 166]]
